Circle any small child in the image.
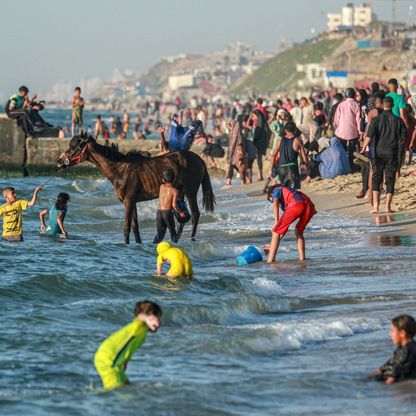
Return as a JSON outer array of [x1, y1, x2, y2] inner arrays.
[[0, 186, 42, 242], [156, 241, 193, 278], [153, 170, 185, 244], [94, 301, 162, 389], [265, 186, 316, 262], [370, 315, 416, 384], [71, 86, 84, 137], [39, 192, 70, 238]]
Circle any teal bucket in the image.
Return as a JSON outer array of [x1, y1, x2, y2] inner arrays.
[[236, 245, 263, 266]]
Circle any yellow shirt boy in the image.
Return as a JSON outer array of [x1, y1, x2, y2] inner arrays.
[[0, 186, 42, 242]]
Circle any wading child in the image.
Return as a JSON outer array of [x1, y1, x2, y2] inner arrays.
[[370, 315, 416, 384], [71, 86, 84, 136], [94, 301, 162, 390], [0, 186, 42, 242], [156, 241, 193, 278], [265, 186, 316, 262], [153, 170, 185, 244], [39, 192, 70, 238]]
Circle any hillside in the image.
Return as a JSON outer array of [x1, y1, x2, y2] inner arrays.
[[231, 39, 344, 95]]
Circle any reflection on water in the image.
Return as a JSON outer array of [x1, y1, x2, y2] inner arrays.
[[373, 214, 408, 225], [370, 234, 416, 247]]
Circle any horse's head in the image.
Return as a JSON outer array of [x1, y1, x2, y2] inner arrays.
[[57, 133, 94, 169]]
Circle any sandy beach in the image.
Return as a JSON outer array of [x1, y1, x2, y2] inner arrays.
[[211, 161, 416, 236]]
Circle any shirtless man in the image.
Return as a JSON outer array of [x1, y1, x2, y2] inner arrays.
[[153, 170, 185, 244]]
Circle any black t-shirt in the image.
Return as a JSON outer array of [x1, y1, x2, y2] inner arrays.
[[366, 111, 407, 157]]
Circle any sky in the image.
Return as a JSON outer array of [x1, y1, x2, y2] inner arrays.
[[0, 0, 414, 98]]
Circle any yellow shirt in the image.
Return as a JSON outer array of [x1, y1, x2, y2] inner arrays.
[[0, 200, 29, 237], [157, 247, 193, 277]]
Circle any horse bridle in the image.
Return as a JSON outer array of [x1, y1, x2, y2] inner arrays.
[[59, 137, 89, 167]]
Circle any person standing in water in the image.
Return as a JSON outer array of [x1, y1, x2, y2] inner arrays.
[[94, 301, 162, 389], [0, 186, 42, 242], [265, 186, 316, 262], [153, 170, 186, 244], [39, 192, 70, 238]]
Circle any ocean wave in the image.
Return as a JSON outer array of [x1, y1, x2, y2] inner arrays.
[[237, 317, 383, 353]]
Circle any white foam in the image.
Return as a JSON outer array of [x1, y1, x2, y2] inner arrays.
[[252, 278, 286, 296], [237, 317, 382, 353]]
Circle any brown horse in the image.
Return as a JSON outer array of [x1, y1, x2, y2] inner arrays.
[[57, 134, 215, 243]]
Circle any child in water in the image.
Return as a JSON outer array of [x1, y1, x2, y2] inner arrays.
[[370, 315, 416, 384], [94, 301, 162, 389], [156, 241, 193, 278], [0, 186, 42, 242], [265, 186, 316, 262], [39, 192, 70, 238], [153, 170, 186, 244]]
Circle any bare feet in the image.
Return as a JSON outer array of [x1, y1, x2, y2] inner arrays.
[[386, 208, 395, 214], [370, 208, 379, 214]]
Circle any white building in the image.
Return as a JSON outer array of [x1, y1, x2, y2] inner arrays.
[[168, 74, 195, 91], [327, 3, 374, 31]]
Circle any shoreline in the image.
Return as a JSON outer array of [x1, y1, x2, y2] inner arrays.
[[213, 166, 416, 237]]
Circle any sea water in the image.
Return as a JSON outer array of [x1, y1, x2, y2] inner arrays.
[[0, 177, 415, 415]]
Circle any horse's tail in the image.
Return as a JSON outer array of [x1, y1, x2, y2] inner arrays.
[[202, 168, 215, 212]]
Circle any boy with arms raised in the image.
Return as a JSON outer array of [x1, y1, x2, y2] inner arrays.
[[0, 186, 42, 242]]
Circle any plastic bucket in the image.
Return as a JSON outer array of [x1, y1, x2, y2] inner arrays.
[[236, 245, 263, 266]]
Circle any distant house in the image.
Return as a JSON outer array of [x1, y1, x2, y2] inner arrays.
[[327, 3, 375, 32]]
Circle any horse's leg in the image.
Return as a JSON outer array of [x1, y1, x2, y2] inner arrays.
[[124, 200, 133, 244], [187, 194, 200, 241], [131, 203, 142, 244]]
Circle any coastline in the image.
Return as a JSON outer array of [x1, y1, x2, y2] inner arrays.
[[211, 164, 416, 237]]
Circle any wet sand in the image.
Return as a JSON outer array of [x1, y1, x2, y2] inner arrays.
[[212, 162, 416, 236]]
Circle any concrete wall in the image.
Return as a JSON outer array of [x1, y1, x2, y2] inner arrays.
[[0, 115, 26, 168], [1, 117, 271, 177]]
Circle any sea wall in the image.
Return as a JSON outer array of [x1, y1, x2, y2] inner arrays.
[[0, 117, 212, 176], [0, 115, 26, 172]]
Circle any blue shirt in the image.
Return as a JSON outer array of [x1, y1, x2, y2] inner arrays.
[[45, 206, 67, 236]]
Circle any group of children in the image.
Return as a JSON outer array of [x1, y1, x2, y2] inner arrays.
[[1, 179, 416, 389], [0, 186, 70, 242]]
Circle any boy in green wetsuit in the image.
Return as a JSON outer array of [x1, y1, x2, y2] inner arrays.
[[94, 301, 162, 389]]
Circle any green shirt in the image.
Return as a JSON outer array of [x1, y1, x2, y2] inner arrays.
[[9, 94, 25, 110], [45, 205, 67, 236], [386, 92, 406, 118], [95, 320, 148, 368]]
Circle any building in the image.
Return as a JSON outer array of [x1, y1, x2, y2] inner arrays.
[[327, 3, 374, 31]]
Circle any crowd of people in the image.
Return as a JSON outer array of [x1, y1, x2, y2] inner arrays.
[[2, 76, 416, 390], [159, 78, 415, 215]]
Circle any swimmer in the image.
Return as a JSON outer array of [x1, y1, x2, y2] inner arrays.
[[370, 315, 416, 384], [156, 241, 193, 278], [94, 300, 162, 390], [39, 192, 70, 238], [153, 170, 186, 244], [0, 185, 42, 242], [265, 186, 316, 262]]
